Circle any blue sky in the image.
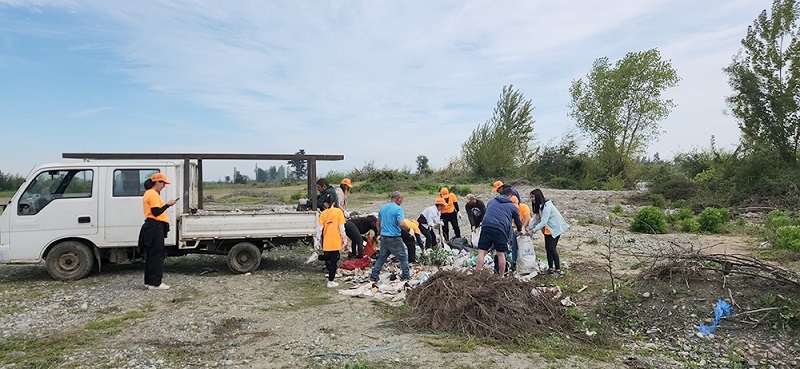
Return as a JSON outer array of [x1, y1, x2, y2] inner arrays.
[[0, 0, 771, 181]]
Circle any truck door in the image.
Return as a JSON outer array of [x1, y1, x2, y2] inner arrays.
[[104, 168, 160, 243], [9, 168, 98, 260]]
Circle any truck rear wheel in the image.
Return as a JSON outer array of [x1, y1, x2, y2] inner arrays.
[[227, 242, 262, 274], [46, 241, 95, 280]]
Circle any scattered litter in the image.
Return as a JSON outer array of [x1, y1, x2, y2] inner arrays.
[[560, 296, 576, 307], [577, 285, 588, 293], [698, 299, 732, 335], [585, 329, 597, 337], [340, 257, 371, 270], [304, 252, 318, 264]]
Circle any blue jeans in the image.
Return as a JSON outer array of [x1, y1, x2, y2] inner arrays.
[[510, 234, 519, 266], [370, 236, 410, 280]]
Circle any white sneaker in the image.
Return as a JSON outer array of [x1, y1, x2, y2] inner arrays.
[[326, 281, 339, 288], [147, 283, 171, 290]]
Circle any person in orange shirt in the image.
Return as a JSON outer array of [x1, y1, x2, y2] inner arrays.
[[314, 197, 348, 288], [401, 219, 424, 263], [137, 172, 178, 290], [437, 187, 461, 241]]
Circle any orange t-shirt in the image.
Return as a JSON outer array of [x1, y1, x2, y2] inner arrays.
[[438, 193, 458, 214], [519, 203, 531, 228], [143, 189, 169, 223], [404, 219, 421, 235], [319, 207, 346, 251]]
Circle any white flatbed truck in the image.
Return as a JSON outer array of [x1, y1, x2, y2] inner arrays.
[[0, 153, 343, 280]]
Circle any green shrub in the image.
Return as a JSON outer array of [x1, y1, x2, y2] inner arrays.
[[611, 205, 623, 215], [673, 199, 689, 209], [775, 226, 800, 252], [630, 206, 667, 234], [419, 246, 452, 266], [667, 208, 694, 224], [765, 210, 793, 231], [697, 207, 730, 234], [289, 191, 304, 200], [648, 194, 666, 208], [680, 218, 700, 233], [548, 176, 578, 189]]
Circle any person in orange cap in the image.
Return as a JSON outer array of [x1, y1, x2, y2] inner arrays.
[[493, 180, 521, 202], [138, 172, 178, 290], [437, 187, 461, 241], [336, 178, 353, 217]]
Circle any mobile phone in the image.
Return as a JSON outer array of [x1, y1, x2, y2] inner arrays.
[[174, 198, 180, 201]]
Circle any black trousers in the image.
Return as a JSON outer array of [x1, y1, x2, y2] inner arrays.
[[441, 212, 460, 240], [419, 226, 436, 249], [319, 251, 340, 281], [544, 234, 561, 270], [139, 219, 167, 286], [401, 231, 417, 263], [344, 222, 364, 258]]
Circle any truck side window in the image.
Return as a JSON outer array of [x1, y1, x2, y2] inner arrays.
[[18, 169, 94, 215], [112, 169, 158, 197]]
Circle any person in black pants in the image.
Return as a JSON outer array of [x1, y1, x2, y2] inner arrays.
[[344, 214, 378, 259], [437, 187, 461, 241], [137, 173, 177, 291]]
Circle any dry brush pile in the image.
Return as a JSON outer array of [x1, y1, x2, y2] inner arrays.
[[398, 269, 574, 341]]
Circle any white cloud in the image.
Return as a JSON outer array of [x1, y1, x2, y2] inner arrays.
[[0, 0, 774, 179]]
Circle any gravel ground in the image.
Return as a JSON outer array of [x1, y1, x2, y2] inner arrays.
[[1, 187, 796, 369]]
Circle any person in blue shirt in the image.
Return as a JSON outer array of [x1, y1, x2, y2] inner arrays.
[[475, 185, 522, 277], [369, 191, 412, 281]]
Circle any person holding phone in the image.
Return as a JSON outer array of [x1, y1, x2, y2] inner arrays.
[[137, 172, 178, 290]]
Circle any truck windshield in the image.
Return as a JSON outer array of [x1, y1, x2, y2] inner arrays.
[[18, 169, 93, 215]]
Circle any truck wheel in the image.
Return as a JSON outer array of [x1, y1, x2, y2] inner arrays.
[[46, 241, 95, 280], [227, 242, 262, 274]]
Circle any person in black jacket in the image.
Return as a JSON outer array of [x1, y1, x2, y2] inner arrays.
[[344, 214, 378, 259], [464, 194, 486, 231]]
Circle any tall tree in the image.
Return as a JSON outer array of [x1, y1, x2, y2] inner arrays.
[[461, 85, 536, 177], [725, 0, 800, 164], [569, 49, 680, 182], [416, 155, 432, 175], [287, 149, 307, 179]]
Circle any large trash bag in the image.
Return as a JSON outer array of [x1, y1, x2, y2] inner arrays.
[[470, 226, 481, 246], [363, 235, 377, 258], [516, 235, 539, 275], [448, 237, 475, 253], [340, 256, 371, 270]]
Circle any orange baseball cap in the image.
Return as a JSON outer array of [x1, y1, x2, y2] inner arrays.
[[434, 197, 446, 206], [151, 172, 171, 184], [440, 187, 449, 195], [493, 180, 503, 192], [341, 178, 353, 188]]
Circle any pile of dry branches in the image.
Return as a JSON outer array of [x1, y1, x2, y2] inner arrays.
[[400, 270, 572, 340], [638, 248, 800, 289]]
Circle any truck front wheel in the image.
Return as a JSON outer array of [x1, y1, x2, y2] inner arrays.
[[46, 241, 96, 280], [227, 242, 262, 274]]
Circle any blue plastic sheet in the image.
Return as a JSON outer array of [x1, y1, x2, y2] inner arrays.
[[698, 299, 732, 335]]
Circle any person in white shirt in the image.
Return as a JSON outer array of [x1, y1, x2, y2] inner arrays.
[[417, 197, 446, 250]]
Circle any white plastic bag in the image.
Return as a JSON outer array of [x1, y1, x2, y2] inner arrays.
[[471, 226, 481, 246], [516, 235, 539, 275]]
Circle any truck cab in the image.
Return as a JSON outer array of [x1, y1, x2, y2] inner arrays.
[[0, 162, 181, 279]]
